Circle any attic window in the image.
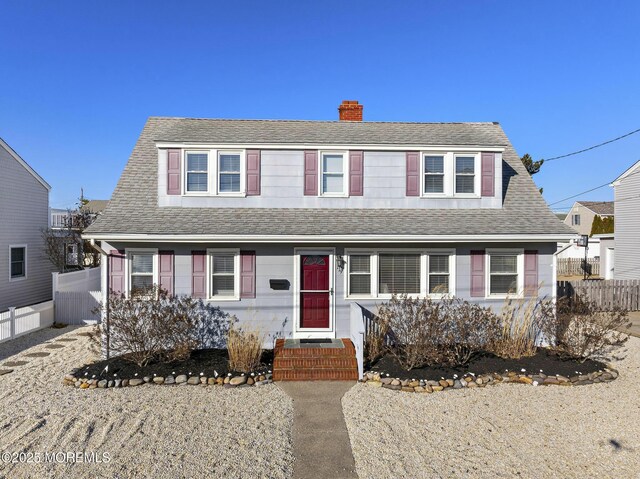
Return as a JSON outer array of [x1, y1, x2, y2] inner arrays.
[[186, 152, 209, 193]]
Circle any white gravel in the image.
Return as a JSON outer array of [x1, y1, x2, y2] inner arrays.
[[343, 337, 640, 479], [0, 326, 293, 478]]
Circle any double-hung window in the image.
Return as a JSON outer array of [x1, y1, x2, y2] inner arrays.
[[378, 254, 420, 295], [218, 152, 241, 193], [321, 152, 346, 195], [10, 246, 26, 280], [210, 250, 239, 299], [186, 152, 209, 193], [455, 155, 475, 194], [129, 251, 155, 295], [428, 254, 450, 295], [348, 255, 372, 296], [572, 214, 580, 226], [424, 155, 445, 194], [488, 252, 520, 295]]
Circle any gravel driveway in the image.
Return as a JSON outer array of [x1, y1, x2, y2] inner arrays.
[[0, 326, 293, 478], [343, 337, 640, 479]]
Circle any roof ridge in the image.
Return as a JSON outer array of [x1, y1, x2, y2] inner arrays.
[[147, 116, 499, 126]]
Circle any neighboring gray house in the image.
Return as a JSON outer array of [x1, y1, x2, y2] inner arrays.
[[84, 101, 575, 348], [0, 138, 52, 311], [604, 160, 640, 280]]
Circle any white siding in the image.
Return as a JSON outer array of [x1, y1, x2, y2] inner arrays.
[[0, 143, 52, 311], [614, 170, 640, 280]]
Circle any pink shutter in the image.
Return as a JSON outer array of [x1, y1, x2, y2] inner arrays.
[[167, 149, 181, 195], [159, 251, 174, 295], [240, 251, 256, 299], [406, 152, 420, 196], [349, 150, 364, 196], [524, 250, 538, 296], [192, 251, 206, 299], [304, 150, 318, 196], [481, 152, 495, 197], [109, 250, 125, 295], [470, 250, 485, 297], [246, 150, 261, 196]]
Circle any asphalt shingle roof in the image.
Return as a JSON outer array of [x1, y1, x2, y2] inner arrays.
[[577, 201, 615, 216], [86, 117, 575, 238]]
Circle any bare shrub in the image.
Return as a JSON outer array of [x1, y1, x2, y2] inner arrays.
[[227, 323, 264, 372], [554, 296, 630, 362], [492, 296, 556, 359], [364, 325, 388, 364], [376, 295, 501, 369], [94, 286, 233, 366]]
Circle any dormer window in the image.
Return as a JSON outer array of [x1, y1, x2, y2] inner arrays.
[[218, 153, 241, 193], [424, 155, 445, 194], [186, 152, 209, 193], [320, 152, 347, 196], [455, 156, 475, 194]]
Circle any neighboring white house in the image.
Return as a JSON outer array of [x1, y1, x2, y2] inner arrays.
[[0, 137, 53, 311], [600, 160, 640, 280]]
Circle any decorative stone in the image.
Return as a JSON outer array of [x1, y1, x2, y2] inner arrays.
[[432, 385, 444, 392], [247, 377, 254, 385], [143, 376, 151, 383], [400, 379, 410, 387], [381, 378, 393, 385], [446, 379, 454, 387], [164, 376, 175, 385], [207, 377, 216, 385], [408, 380, 419, 388], [424, 385, 433, 393], [556, 375, 569, 383], [122, 379, 129, 387], [543, 377, 559, 385], [453, 379, 463, 389], [390, 379, 401, 386], [373, 373, 381, 381], [401, 386, 414, 392], [114, 379, 122, 387], [519, 376, 533, 385], [216, 377, 224, 385], [466, 381, 477, 388], [464, 376, 473, 383], [80, 382, 89, 389], [230, 376, 247, 386], [175, 375, 187, 384], [223, 377, 230, 384], [153, 377, 164, 385], [187, 376, 200, 385], [258, 375, 266, 382], [367, 380, 382, 387], [438, 380, 448, 388], [64, 374, 76, 382], [414, 386, 426, 393], [108, 380, 114, 388], [129, 378, 144, 386], [97, 380, 107, 388], [200, 377, 207, 384], [475, 377, 483, 385], [382, 384, 401, 390]]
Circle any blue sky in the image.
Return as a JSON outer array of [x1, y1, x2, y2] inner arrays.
[[1, 1, 639, 210]]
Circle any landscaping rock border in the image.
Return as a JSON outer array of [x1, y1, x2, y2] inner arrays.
[[63, 370, 273, 390], [360, 366, 619, 393]]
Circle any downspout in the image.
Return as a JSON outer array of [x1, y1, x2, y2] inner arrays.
[[89, 239, 110, 359]]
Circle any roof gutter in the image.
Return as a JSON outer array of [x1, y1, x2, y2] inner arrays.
[[83, 233, 577, 243]]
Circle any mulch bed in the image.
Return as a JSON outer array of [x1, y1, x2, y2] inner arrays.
[[369, 348, 608, 381], [78, 349, 274, 381]]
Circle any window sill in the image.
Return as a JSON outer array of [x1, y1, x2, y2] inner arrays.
[[9, 276, 27, 283], [319, 193, 349, 198], [206, 296, 240, 302]]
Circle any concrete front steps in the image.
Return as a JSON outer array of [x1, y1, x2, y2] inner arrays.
[[273, 338, 359, 381]]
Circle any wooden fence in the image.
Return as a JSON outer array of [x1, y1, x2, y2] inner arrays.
[[557, 279, 640, 311], [557, 258, 600, 277], [0, 300, 55, 343]]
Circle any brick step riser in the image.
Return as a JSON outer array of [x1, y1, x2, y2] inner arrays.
[[273, 370, 359, 381], [274, 360, 358, 369], [274, 350, 355, 358]]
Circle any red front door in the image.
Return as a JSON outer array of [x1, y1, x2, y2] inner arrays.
[[300, 255, 330, 329]]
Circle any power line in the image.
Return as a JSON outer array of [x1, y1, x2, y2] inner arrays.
[[547, 163, 640, 206], [544, 127, 640, 162]]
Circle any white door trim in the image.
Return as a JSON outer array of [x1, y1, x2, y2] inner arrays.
[[292, 247, 336, 339]]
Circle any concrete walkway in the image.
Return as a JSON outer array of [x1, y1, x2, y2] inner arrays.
[[279, 381, 357, 479]]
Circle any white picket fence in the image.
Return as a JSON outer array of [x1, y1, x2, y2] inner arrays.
[[0, 300, 55, 343], [53, 268, 102, 324]]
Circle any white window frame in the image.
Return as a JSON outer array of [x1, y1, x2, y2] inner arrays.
[[125, 248, 159, 298], [9, 245, 27, 282], [453, 153, 481, 197], [421, 152, 451, 197], [207, 248, 240, 301], [572, 214, 580, 226], [485, 248, 524, 299], [215, 150, 246, 196], [319, 150, 349, 197], [344, 248, 456, 299], [182, 149, 246, 197], [184, 150, 210, 195]]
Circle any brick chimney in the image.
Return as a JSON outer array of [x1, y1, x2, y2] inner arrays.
[[338, 100, 363, 121]]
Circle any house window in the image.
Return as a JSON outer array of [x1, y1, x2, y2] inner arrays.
[[572, 214, 581, 226], [428, 254, 450, 294], [210, 252, 237, 298], [130, 252, 154, 293], [10, 246, 26, 279], [321, 152, 346, 195], [378, 254, 420, 295], [489, 253, 519, 295], [348, 255, 371, 295], [186, 152, 209, 192], [424, 155, 445, 194], [455, 156, 475, 194], [218, 153, 241, 193]]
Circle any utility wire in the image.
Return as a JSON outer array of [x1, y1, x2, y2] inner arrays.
[[544, 127, 640, 162]]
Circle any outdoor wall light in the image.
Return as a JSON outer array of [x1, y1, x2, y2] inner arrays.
[[336, 255, 346, 272]]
